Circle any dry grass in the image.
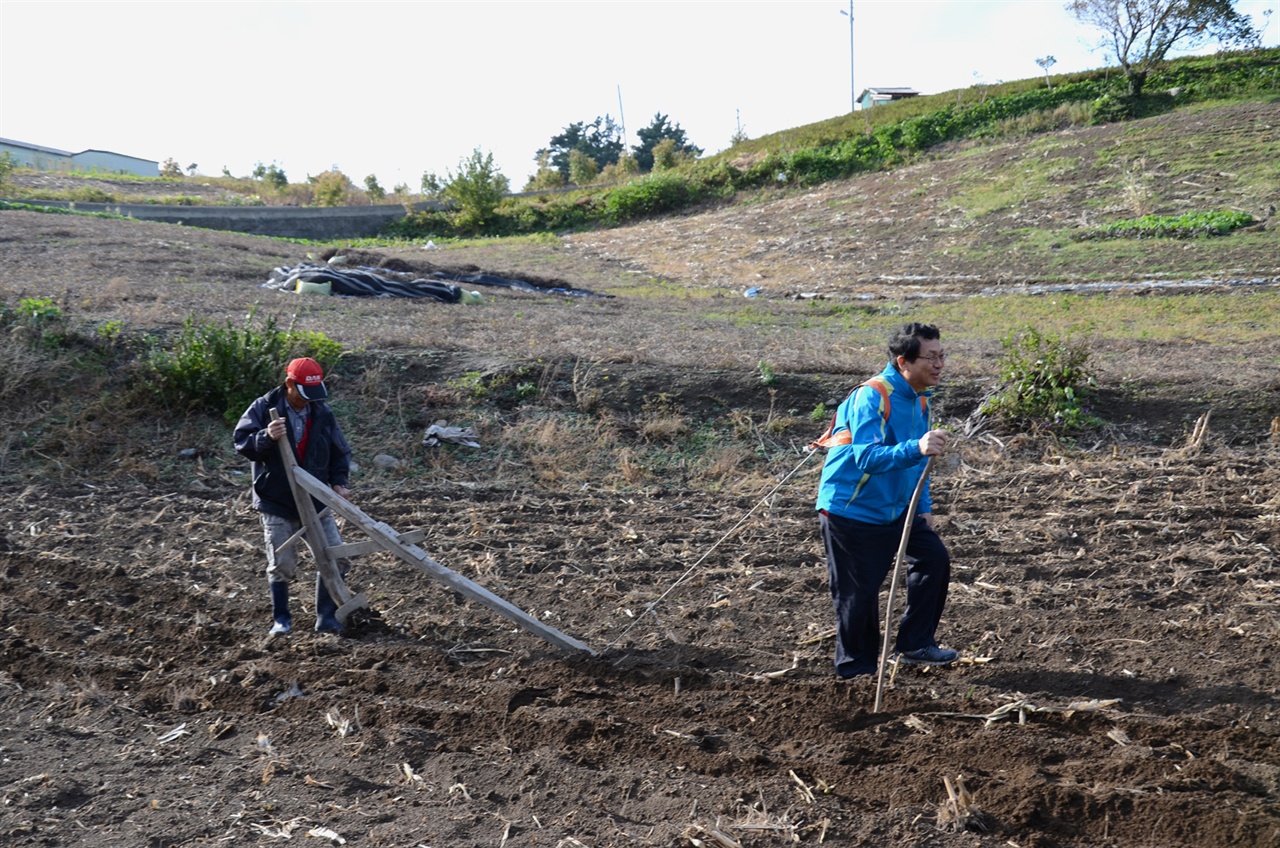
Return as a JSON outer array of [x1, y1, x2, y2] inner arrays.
[[640, 414, 689, 443], [935, 774, 989, 833]]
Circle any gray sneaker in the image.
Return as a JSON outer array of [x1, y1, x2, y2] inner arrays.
[[269, 620, 292, 636], [898, 645, 958, 666]]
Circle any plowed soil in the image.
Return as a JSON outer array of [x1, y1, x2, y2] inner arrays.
[[2, 105, 1279, 848]]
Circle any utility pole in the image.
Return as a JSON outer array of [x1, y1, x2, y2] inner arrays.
[[617, 85, 628, 151], [840, 1, 854, 112]]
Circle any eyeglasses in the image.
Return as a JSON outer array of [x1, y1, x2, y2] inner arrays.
[[917, 353, 947, 364]]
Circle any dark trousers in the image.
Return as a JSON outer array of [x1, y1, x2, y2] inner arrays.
[[820, 509, 951, 678]]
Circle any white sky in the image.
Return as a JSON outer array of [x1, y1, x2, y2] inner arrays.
[[2, 0, 1276, 188]]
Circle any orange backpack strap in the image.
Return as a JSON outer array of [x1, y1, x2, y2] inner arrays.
[[808, 377, 893, 450], [808, 376, 928, 451]]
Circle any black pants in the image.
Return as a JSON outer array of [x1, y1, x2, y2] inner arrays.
[[820, 509, 951, 678]]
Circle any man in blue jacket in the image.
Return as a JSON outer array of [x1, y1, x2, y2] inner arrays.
[[815, 323, 956, 678], [234, 357, 353, 635]]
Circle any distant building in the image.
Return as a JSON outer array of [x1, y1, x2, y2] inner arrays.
[[0, 137, 159, 177], [856, 87, 921, 110], [0, 138, 71, 171]]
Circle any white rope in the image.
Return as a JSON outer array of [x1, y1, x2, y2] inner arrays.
[[604, 448, 819, 653]]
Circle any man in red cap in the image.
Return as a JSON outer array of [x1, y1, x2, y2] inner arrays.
[[234, 357, 354, 635]]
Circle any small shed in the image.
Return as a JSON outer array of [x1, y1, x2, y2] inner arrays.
[[857, 87, 921, 110]]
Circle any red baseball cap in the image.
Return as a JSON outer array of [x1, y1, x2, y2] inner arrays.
[[286, 357, 328, 401]]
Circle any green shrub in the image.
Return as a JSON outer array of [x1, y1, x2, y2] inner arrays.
[[491, 195, 583, 235], [16, 297, 63, 326], [437, 148, 510, 232], [382, 208, 455, 239], [783, 147, 850, 185], [147, 310, 343, 422], [1073, 210, 1255, 241], [982, 327, 1099, 431], [67, 187, 117, 203], [451, 371, 489, 400], [603, 173, 698, 223], [9, 297, 70, 348], [0, 152, 16, 190]]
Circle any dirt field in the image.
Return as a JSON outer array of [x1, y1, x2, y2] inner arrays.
[[2, 104, 1279, 848]]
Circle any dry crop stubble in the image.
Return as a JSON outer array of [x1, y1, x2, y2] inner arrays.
[[3, 106, 1280, 844]]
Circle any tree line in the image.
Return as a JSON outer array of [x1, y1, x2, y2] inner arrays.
[[155, 111, 703, 214], [421, 111, 703, 210], [417, 111, 703, 230], [148, 1, 1263, 217]]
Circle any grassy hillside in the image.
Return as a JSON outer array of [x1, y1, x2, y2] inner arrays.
[[385, 46, 1279, 239], [4, 47, 1277, 227]]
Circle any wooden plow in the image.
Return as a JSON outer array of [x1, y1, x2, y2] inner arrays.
[[271, 412, 594, 655]]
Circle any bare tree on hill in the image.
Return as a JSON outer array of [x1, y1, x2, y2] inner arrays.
[[1067, 0, 1259, 95]]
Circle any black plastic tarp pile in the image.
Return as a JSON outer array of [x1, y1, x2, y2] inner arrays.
[[266, 264, 462, 301], [265, 263, 609, 301]]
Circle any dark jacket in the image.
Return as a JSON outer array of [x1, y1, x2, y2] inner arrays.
[[233, 386, 352, 520]]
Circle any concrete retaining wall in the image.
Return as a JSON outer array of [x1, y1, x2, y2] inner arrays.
[[9, 199, 441, 240]]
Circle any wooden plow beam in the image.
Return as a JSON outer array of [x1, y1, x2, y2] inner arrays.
[[271, 411, 368, 626], [271, 422, 594, 655]]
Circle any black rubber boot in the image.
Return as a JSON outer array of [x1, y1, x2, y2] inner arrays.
[[314, 575, 344, 633], [269, 581, 292, 635]]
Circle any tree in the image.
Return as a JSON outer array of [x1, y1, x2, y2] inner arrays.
[[0, 152, 16, 191], [537, 116, 624, 179], [631, 113, 702, 173], [252, 161, 289, 189], [309, 169, 352, 207], [420, 171, 444, 199], [364, 174, 386, 203], [1036, 55, 1058, 88], [523, 150, 566, 192], [567, 149, 599, 185], [160, 158, 183, 178], [426, 147, 510, 231], [650, 138, 685, 172], [598, 153, 640, 185], [1067, 0, 1258, 95]]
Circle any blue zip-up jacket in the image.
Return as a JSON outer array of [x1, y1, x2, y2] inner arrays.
[[816, 361, 932, 524]]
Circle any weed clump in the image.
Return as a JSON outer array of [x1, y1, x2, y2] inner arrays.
[[1072, 209, 1255, 241], [982, 327, 1099, 432], [146, 309, 342, 421]]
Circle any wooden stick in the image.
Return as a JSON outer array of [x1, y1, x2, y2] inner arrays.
[[273, 507, 330, 556], [287, 463, 595, 655], [269, 410, 366, 623], [874, 456, 935, 713], [327, 528, 429, 559]]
